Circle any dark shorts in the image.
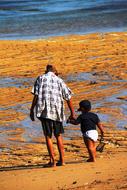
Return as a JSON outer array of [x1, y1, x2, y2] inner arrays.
[[38, 118, 64, 138]]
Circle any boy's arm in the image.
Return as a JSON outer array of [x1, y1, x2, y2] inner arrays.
[[67, 118, 79, 125], [97, 122, 104, 137]]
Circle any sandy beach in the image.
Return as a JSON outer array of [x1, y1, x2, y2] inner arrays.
[[0, 32, 127, 189], [0, 148, 127, 190]]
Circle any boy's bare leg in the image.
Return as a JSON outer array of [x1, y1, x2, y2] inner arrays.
[[45, 136, 56, 166], [89, 140, 96, 161], [56, 134, 65, 165], [84, 138, 96, 162]]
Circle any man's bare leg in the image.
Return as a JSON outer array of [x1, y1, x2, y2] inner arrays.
[[56, 134, 65, 165], [45, 136, 56, 166]]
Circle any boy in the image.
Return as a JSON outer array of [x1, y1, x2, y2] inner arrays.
[[68, 100, 104, 162]]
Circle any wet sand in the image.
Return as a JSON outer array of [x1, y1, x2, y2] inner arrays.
[[0, 32, 127, 189]]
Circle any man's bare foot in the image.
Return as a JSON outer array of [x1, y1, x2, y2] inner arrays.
[[56, 161, 65, 166], [44, 161, 56, 167], [86, 158, 95, 162]]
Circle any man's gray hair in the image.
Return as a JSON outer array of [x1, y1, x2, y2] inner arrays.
[[45, 64, 58, 75]]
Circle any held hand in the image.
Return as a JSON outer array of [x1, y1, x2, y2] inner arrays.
[[67, 115, 76, 124], [30, 110, 35, 121], [69, 113, 76, 120]]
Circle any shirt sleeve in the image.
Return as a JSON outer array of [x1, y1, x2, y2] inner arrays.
[[31, 76, 40, 95], [95, 114, 100, 124], [60, 79, 73, 101]]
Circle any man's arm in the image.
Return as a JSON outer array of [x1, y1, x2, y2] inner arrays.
[[30, 95, 38, 121], [66, 98, 75, 119]]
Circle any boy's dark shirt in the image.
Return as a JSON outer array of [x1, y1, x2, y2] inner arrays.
[[76, 112, 100, 133]]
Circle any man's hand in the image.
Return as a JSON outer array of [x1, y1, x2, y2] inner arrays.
[[67, 114, 76, 123], [69, 114, 76, 120], [67, 117, 75, 124], [30, 95, 37, 121], [30, 110, 35, 121]]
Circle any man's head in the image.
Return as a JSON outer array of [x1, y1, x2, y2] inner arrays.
[[78, 100, 91, 112], [45, 64, 58, 75]]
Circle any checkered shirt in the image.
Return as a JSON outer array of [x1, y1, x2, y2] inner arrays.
[[31, 72, 72, 122]]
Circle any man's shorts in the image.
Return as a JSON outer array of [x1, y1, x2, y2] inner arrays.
[[38, 118, 64, 138]]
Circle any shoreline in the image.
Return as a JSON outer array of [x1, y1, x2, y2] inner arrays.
[[0, 29, 127, 41], [0, 31, 127, 41]]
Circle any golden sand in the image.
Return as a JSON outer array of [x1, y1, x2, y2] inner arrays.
[[0, 32, 127, 190]]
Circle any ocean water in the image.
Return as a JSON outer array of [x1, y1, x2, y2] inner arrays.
[[0, 0, 127, 39]]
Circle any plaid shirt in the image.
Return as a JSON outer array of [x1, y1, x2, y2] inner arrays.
[[32, 72, 72, 122]]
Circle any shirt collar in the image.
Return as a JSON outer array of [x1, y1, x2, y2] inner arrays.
[[46, 71, 55, 76]]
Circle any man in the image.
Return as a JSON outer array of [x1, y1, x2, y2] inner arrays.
[[30, 65, 75, 167]]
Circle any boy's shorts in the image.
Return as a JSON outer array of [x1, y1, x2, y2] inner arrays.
[[83, 130, 98, 142], [39, 117, 64, 138]]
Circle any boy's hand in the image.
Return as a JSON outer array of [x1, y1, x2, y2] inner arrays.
[[101, 131, 104, 137], [67, 117, 75, 124], [100, 135, 104, 142]]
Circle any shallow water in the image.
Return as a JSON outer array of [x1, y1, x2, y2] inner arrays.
[[0, 77, 34, 88], [0, 73, 126, 145], [0, 0, 127, 39]]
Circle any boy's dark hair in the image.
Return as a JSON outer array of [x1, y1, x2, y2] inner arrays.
[[78, 100, 91, 111]]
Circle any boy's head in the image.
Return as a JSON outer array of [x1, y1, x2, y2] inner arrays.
[[78, 100, 91, 112]]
